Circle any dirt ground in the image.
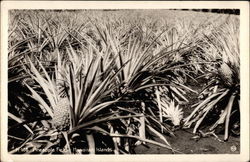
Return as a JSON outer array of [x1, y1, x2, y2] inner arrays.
[[134, 128, 240, 154]]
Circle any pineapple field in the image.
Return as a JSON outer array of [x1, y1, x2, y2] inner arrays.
[[7, 9, 240, 155]]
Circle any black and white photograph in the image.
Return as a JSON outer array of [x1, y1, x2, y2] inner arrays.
[[1, 1, 249, 162]]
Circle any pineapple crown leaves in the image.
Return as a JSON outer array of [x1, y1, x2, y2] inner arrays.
[[161, 99, 183, 126]]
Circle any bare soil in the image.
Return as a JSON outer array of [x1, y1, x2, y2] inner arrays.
[[134, 129, 240, 154]]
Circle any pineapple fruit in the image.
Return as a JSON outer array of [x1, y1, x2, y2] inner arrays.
[[219, 62, 233, 86], [52, 97, 70, 131]]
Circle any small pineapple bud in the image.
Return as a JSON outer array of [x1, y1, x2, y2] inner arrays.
[[52, 97, 70, 131], [219, 63, 233, 86], [162, 100, 183, 126]]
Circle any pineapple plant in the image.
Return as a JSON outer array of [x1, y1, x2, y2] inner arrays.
[[155, 94, 184, 128], [162, 100, 183, 127]]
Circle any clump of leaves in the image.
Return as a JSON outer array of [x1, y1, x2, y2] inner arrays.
[[184, 16, 240, 141]]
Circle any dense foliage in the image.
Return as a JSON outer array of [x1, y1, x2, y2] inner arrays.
[[8, 10, 240, 154]]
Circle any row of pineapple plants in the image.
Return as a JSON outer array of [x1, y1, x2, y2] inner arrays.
[[184, 16, 240, 141], [8, 10, 240, 154]]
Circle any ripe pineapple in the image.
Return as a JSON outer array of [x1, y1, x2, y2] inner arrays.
[[52, 97, 70, 131], [219, 62, 233, 86]]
